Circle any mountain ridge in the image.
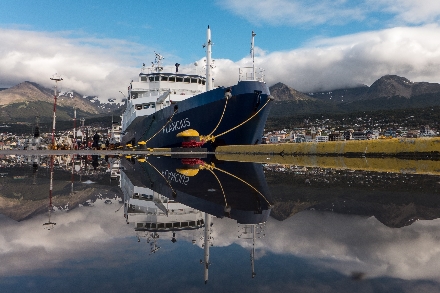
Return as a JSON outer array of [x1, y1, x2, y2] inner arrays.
[[303, 74, 440, 102], [0, 81, 121, 123], [268, 75, 440, 118], [2, 75, 440, 124]]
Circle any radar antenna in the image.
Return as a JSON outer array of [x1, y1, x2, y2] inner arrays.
[[153, 52, 164, 72]]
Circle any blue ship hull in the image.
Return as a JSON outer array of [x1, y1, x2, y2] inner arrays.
[[121, 80, 272, 150]]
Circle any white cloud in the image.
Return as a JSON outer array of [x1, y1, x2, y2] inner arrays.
[[216, 0, 365, 26], [208, 211, 440, 282], [217, 0, 440, 27], [0, 29, 155, 101], [212, 24, 440, 92], [2, 24, 440, 100], [371, 0, 440, 25], [0, 200, 131, 275], [2, 201, 440, 284]]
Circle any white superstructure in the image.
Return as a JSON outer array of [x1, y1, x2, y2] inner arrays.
[[120, 169, 205, 232], [120, 26, 220, 134], [122, 72, 208, 132]]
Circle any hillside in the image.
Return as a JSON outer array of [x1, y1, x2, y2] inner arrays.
[[265, 168, 440, 228], [0, 81, 120, 124], [0, 164, 121, 221], [270, 82, 316, 101], [268, 75, 440, 118], [308, 75, 440, 102]]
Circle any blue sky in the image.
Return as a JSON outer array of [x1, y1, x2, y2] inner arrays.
[[1, 0, 440, 100]]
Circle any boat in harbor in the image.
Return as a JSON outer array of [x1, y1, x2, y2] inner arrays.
[[118, 155, 272, 283], [120, 155, 272, 224], [120, 27, 272, 151]]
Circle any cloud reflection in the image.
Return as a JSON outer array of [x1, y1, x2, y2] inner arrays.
[[1, 200, 440, 283]]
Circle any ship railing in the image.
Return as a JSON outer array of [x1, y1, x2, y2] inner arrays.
[[238, 66, 265, 82]]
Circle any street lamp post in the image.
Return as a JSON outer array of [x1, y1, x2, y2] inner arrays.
[[50, 74, 63, 149]]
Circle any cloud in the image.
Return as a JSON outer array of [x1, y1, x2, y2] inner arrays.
[[2, 199, 440, 284], [0, 200, 131, 275], [211, 24, 440, 92], [370, 0, 440, 25], [217, 0, 440, 27], [0, 28, 155, 101], [2, 24, 440, 100], [216, 0, 365, 26], [207, 211, 440, 282]]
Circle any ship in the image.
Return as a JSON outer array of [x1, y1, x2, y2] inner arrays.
[[118, 155, 272, 283], [120, 27, 272, 151], [120, 155, 273, 224]]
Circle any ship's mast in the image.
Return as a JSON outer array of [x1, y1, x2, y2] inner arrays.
[[201, 213, 212, 284], [251, 31, 256, 80], [251, 224, 256, 278], [205, 26, 213, 91]]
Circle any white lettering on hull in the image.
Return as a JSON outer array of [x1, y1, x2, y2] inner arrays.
[[163, 118, 191, 134], [162, 170, 190, 185]]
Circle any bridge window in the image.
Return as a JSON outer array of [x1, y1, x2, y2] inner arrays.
[[161, 75, 168, 81], [149, 76, 154, 82], [141, 76, 147, 81], [143, 104, 150, 109], [169, 76, 175, 82], [184, 77, 190, 83], [191, 78, 198, 83], [176, 77, 183, 82], [135, 104, 142, 110]]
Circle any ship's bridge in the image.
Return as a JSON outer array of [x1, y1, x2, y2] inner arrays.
[[131, 73, 207, 96]]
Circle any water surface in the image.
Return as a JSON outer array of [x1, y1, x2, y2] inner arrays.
[[0, 154, 439, 293]]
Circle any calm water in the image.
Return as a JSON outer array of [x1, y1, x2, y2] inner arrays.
[[0, 154, 440, 293]]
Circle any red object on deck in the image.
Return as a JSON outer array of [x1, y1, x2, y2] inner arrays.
[[181, 140, 205, 148], [181, 158, 205, 166]]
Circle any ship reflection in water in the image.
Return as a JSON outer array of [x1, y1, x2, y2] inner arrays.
[[119, 155, 272, 284], [0, 154, 440, 292]]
